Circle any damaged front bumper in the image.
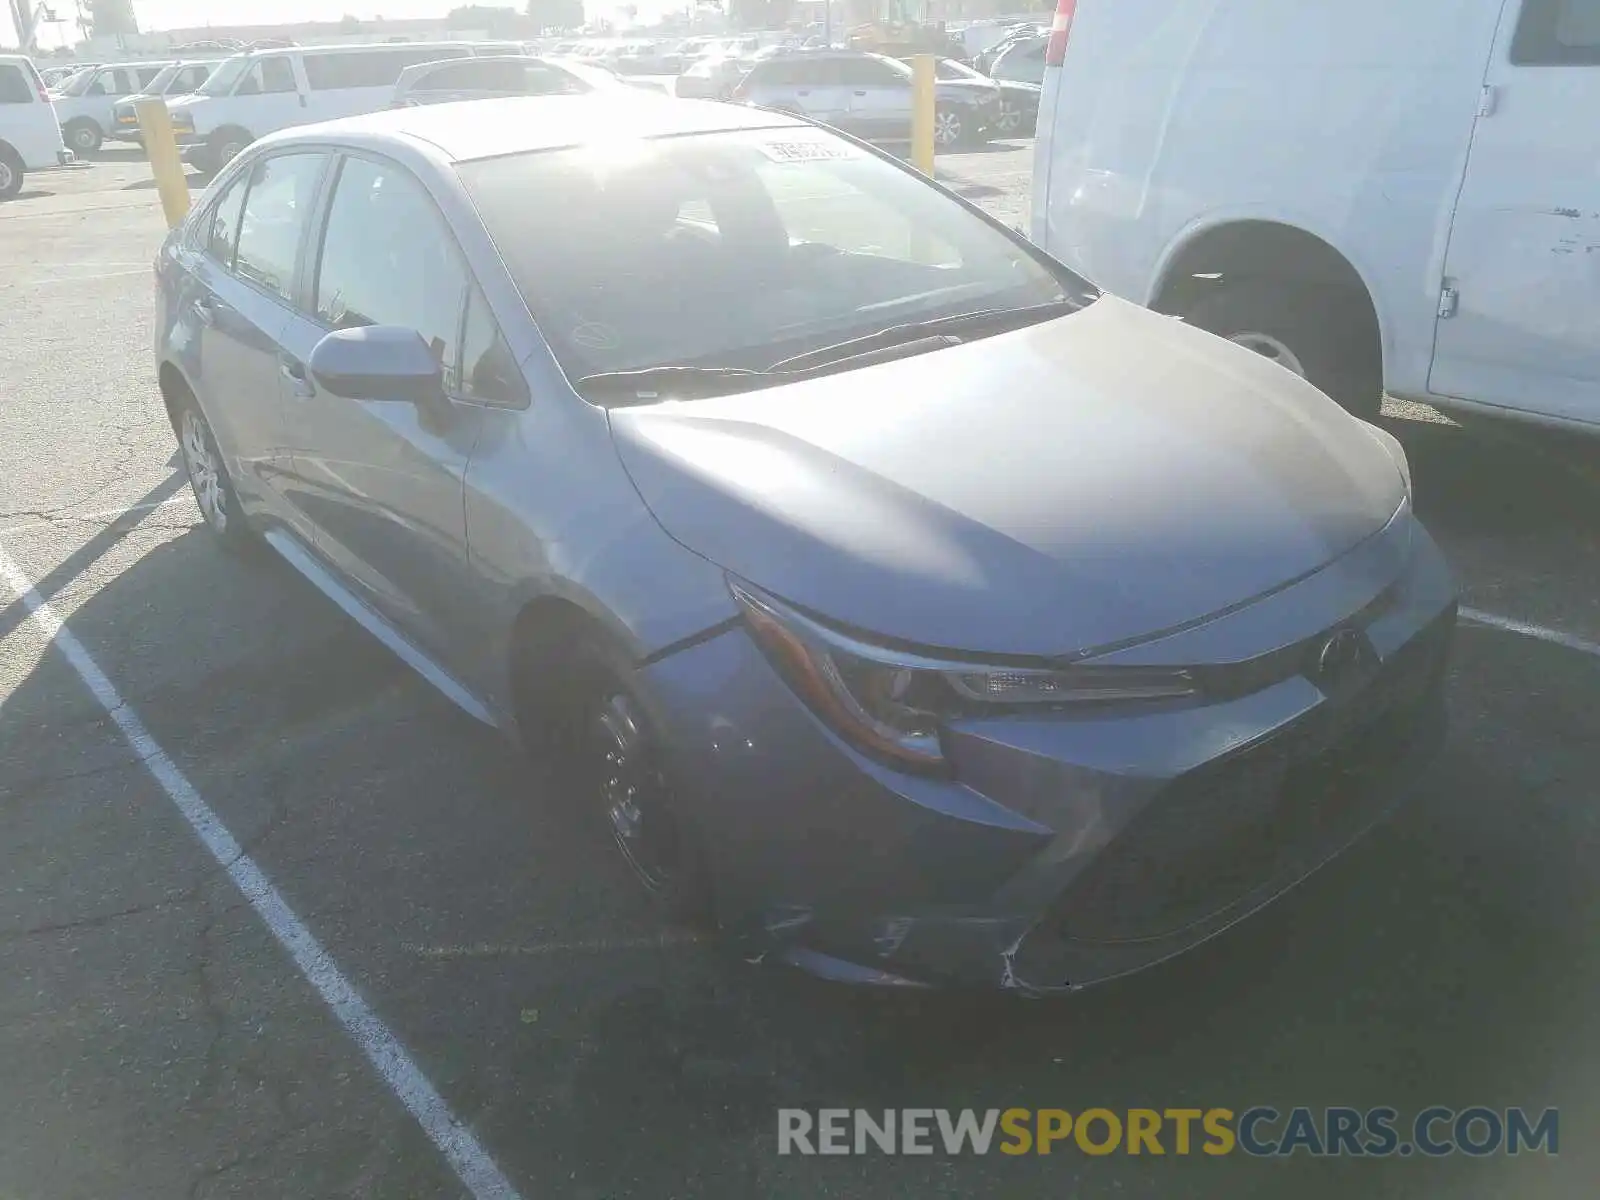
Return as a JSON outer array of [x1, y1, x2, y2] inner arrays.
[[640, 522, 1457, 995]]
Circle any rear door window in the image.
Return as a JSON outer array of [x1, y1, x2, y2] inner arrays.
[[136, 65, 166, 88], [0, 64, 31, 104], [838, 57, 907, 88], [232, 153, 329, 302]]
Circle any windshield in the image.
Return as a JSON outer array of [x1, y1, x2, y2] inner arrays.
[[57, 68, 99, 96], [196, 55, 252, 96], [459, 128, 1083, 382], [142, 64, 182, 94]]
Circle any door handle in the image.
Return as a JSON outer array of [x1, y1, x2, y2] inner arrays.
[[796, 89, 810, 95], [192, 293, 217, 326], [853, 89, 868, 96], [280, 356, 315, 398]]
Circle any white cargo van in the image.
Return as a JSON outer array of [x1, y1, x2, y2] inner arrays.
[[1031, 0, 1600, 429], [51, 60, 172, 153], [0, 55, 72, 200], [164, 42, 518, 174]]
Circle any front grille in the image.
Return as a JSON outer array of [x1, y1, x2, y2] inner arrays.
[[1051, 607, 1453, 944]]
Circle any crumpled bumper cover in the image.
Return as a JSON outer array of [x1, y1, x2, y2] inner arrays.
[[640, 523, 1456, 995]]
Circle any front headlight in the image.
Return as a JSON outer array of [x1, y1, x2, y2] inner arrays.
[[731, 582, 1197, 774]]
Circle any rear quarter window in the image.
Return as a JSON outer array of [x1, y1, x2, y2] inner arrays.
[[1512, 0, 1600, 65], [0, 64, 32, 104]]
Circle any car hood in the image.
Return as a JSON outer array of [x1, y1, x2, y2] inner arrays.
[[608, 295, 1406, 658]]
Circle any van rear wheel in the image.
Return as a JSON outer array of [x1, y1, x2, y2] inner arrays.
[[1182, 280, 1382, 420], [0, 146, 23, 201], [63, 119, 101, 155], [204, 128, 251, 175]]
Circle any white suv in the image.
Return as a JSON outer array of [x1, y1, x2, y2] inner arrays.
[[0, 55, 72, 200], [1032, 0, 1600, 430]]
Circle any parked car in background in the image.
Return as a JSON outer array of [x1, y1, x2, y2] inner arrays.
[[392, 55, 666, 106], [39, 64, 94, 88], [926, 55, 1039, 135], [675, 50, 759, 99], [164, 41, 512, 174], [972, 24, 1042, 73], [988, 34, 1047, 85], [737, 49, 1001, 147], [109, 61, 216, 143], [1033, 0, 1600, 429], [0, 54, 73, 200], [155, 94, 1455, 994], [50, 60, 171, 153]]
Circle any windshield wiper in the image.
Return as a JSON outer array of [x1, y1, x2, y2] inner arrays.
[[767, 299, 1079, 373], [574, 365, 776, 405]]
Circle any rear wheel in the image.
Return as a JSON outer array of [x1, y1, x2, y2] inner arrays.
[[0, 145, 23, 200], [174, 395, 257, 553], [1182, 280, 1383, 420], [63, 119, 101, 155], [933, 106, 965, 149], [993, 96, 1028, 136]]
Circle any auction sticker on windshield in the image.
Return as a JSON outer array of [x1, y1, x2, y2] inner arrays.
[[756, 138, 864, 163]]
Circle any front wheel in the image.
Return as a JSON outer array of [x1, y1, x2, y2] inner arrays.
[[1182, 281, 1383, 421], [534, 639, 714, 925], [204, 129, 251, 175]]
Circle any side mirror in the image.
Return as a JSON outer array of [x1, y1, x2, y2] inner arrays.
[[309, 325, 445, 407]]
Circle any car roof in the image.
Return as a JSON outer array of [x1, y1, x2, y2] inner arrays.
[[263, 94, 807, 163]]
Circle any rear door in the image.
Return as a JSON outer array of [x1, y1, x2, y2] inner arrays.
[[1427, 0, 1600, 423], [786, 57, 851, 124], [842, 56, 913, 139], [178, 151, 330, 528], [275, 152, 485, 661]]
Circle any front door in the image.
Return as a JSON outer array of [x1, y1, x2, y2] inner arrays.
[[277, 152, 482, 663], [1428, 0, 1600, 424]]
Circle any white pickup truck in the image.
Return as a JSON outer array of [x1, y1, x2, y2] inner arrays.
[[1031, 0, 1600, 430]]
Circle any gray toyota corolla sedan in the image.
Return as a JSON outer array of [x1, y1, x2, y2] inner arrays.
[[154, 95, 1457, 993]]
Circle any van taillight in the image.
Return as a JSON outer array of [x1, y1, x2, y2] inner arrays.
[[1044, 0, 1079, 67]]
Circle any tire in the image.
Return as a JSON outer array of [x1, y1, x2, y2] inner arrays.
[[1181, 280, 1383, 420], [526, 635, 714, 926], [63, 119, 101, 155], [993, 96, 1027, 137], [933, 106, 965, 149], [205, 128, 251, 174], [0, 145, 22, 201], [172, 393, 258, 554]]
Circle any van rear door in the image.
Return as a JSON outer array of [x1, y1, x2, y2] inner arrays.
[[1427, 0, 1600, 424]]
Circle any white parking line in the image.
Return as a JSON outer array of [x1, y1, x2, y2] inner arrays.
[[1460, 606, 1600, 660], [0, 545, 523, 1200]]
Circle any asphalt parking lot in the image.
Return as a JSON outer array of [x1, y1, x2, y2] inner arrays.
[[1, 143, 1597, 1199]]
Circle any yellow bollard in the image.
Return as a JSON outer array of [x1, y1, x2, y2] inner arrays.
[[136, 97, 190, 230], [910, 54, 937, 177]]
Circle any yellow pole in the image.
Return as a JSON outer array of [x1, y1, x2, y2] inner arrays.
[[911, 53, 936, 177], [136, 97, 190, 230]]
